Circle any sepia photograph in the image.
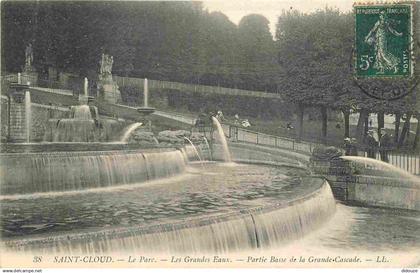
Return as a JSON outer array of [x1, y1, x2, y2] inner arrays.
[[0, 0, 419, 272]]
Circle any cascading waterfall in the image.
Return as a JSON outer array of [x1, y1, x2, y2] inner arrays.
[[212, 117, 231, 162], [120, 122, 143, 142], [4, 180, 335, 254], [51, 105, 98, 142], [184, 137, 203, 162], [53, 120, 96, 142], [203, 137, 213, 161], [251, 182, 336, 248], [142, 151, 186, 179], [0, 149, 187, 195], [71, 105, 92, 120]]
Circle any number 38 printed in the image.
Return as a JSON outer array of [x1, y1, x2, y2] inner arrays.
[[359, 55, 374, 70]]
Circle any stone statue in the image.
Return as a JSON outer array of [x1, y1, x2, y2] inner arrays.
[[99, 53, 113, 75], [97, 52, 121, 103], [25, 43, 34, 69]]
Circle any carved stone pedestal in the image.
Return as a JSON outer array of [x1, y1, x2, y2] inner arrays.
[[8, 83, 30, 143], [97, 53, 121, 104], [97, 80, 121, 104], [21, 71, 38, 86]]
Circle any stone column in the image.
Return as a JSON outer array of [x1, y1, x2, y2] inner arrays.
[[309, 146, 355, 201], [22, 70, 38, 86], [8, 83, 29, 142]]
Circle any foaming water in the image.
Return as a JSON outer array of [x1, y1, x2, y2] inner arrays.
[[228, 203, 420, 267], [50, 105, 99, 142], [53, 119, 96, 142], [273, 204, 420, 262], [341, 156, 420, 182], [3, 175, 335, 254], [203, 136, 213, 161], [212, 117, 231, 162], [181, 145, 205, 162], [219, 162, 238, 167], [184, 137, 203, 162], [0, 172, 193, 201], [0, 149, 186, 195], [71, 105, 92, 120], [120, 122, 143, 142]]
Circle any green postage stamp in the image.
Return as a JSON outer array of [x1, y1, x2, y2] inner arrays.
[[355, 3, 414, 78]]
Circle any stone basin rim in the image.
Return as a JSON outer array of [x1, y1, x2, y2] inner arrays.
[[2, 167, 327, 248]]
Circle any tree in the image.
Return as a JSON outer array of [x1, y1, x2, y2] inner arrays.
[[276, 8, 354, 142], [237, 14, 278, 91]]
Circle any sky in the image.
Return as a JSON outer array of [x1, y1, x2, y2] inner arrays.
[[202, 0, 353, 36]]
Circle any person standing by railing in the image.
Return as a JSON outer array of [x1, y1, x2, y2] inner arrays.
[[350, 138, 359, 156], [344, 138, 358, 156], [379, 129, 392, 162], [216, 110, 224, 122], [365, 130, 378, 158], [234, 114, 240, 126], [344, 138, 352, 156]]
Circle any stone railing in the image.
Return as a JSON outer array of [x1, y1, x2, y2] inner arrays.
[[114, 76, 283, 100]]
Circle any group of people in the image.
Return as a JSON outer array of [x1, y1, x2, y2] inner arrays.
[[233, 114, 251, 128], [196, 110, 394, 163], [194, 110, 251, 129], [345, 128, 392, 162], [343, 137, 358, 156], [365, 129, 392, 162]]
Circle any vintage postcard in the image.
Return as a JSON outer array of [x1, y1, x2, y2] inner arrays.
[[0, 0, 419, 272]]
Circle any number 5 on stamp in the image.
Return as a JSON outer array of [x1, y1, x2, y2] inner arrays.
[[354, 3, 414, 78]]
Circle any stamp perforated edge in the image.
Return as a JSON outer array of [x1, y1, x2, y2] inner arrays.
[[352, 1, 416, 80]]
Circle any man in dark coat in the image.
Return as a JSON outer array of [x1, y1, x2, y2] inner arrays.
[[344, 138, 352, 156], [379, 129, 392, 162], [350, 138, 359, 156], [365, 130, 378, 159]]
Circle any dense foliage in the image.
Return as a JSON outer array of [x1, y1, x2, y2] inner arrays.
[[2, 1, 277, 91], [2, 1, 418, 146]]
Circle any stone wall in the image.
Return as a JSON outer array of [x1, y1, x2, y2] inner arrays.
[[29, 87, 77, 106], [1, 97, 9, 142], [311, 157, 420, 211], [349, 175, 420, 211], [117, 79, 292, 120], [30, 104, 69, 141], [8, 97, 26, 142], [96, 101, 139, 120], [0, 148, 186, 195], [1, 96, 70, 143]]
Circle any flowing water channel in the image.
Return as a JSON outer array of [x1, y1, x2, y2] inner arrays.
[[1, 163, 309, 239], [1, 161, 419, 260]]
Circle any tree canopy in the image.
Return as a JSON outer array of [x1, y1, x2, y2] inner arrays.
[[2, 1, 418, 117], [275, 8, 419, 115], [1, 1, 277, 91]]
